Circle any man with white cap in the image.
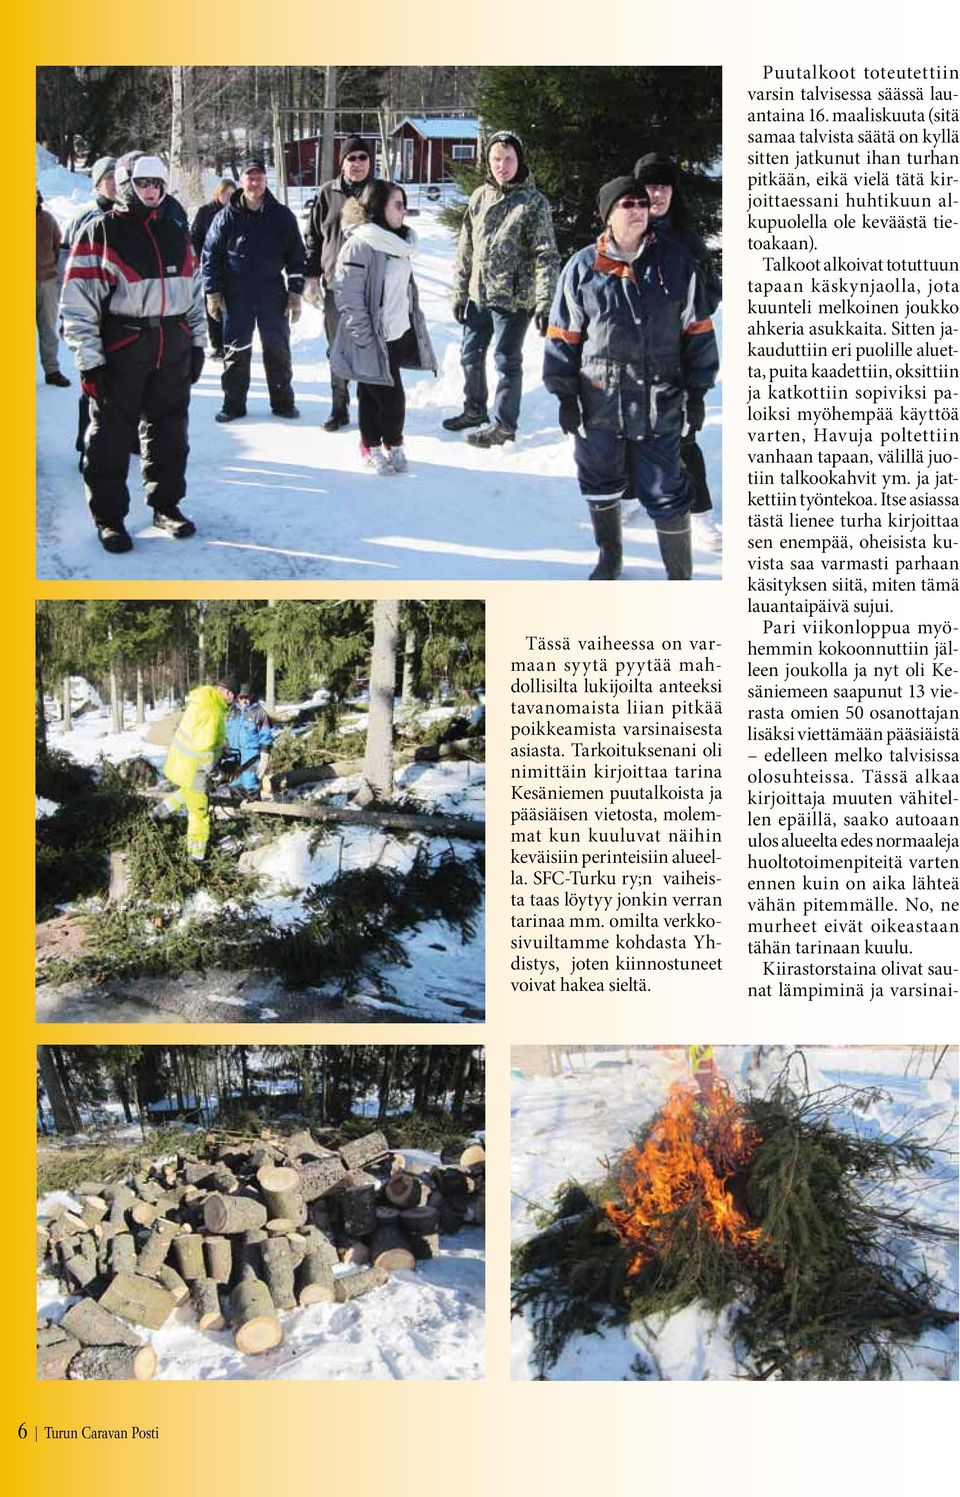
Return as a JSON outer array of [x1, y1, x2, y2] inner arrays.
[[61, 151, 207, 554]]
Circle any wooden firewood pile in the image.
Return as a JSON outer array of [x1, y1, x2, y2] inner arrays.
[[37, 1127, 485, 1378]]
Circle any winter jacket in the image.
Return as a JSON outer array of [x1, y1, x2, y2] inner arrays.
[[543, 230, 719, 442], [453, 175, 559, 315], [226, 701, 274, 764], [331, 220, 437, 387], [61, 193, 114, 256], [163, 686, 229, 795], [36, 206, 61, 281], [651, 211, 722, 315], [60, 197, 206, 373], [304, 174, 372, 288], [190, 199, 224, 260], [201, 188, 306, 301]]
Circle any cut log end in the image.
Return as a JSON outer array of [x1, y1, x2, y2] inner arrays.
[[234, 1315, 283, 1355]]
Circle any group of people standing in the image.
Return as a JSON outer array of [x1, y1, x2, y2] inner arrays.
[[46, 131, 720, 578]]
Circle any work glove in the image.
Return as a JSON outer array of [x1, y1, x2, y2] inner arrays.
[[205, 292, 223, 321], [257, 750, 271, 779], [453, 298, 469, 325], [286, 292, 302, 324], [80, 366, 106, 400], [534, 307, 550, 337], [303, 277, 322, 307], [683, 391, 705, 439], [558, 394, 583, 435], [190, 347, 205, 384]]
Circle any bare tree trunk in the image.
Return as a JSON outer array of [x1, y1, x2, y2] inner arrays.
[[272, 81, 287, 205], [36, 655, 47, 757], [197, 602, 206, 686], [170, 66, 205, 213], [377, 1047, 396, 1124], [265, 599, 277, 713], [61, 675, 72, 731], [320, 66, 338, 185], [377, 109, 392, 179], [450, 1048, 471, 1122], [401, 628, 418, 704], [108, 637, 122, 735], [356, 600, 399, 805], [135, 665, 146, 726], [38, 1046, 81, 1134]]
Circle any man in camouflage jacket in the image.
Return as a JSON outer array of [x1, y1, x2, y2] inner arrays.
[[443, 130, 559, 447]]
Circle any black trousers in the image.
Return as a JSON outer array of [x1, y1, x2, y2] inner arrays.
[[221, 283, 293, 415], [83, 317, 192, 527], [357, 332, 414, 448]]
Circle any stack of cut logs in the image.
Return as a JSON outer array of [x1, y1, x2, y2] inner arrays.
[[37, 1128, 485, 1378]]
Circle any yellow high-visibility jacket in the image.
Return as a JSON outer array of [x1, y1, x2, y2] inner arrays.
[[163, 686, 228, 794]]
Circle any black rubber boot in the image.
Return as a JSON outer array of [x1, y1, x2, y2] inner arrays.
[[587, 500, 623, 580], [655, 514, 693, 580]]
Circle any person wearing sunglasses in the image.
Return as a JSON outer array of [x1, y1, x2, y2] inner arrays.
[[201, 156, 307, 423], [303, 135, 374, 432], [60, 151, 207, 554], [331, 181, 437, 474], [543, 176, 718, 581]]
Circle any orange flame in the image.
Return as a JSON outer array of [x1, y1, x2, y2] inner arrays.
[[605, 1084, 761, 1274]]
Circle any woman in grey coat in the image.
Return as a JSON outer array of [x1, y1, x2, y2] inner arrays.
[[331, 181, 437, 474]]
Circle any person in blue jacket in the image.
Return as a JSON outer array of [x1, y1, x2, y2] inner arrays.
[[543, 176, 719, 582], [225, 684, 274, 796], [201, 157, 306, 422]]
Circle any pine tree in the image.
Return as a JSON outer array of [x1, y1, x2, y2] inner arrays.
[[443, 67, 721, 264]]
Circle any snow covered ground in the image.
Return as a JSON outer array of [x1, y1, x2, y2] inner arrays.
[[37, 690, 485, 1023], [36, 152, 722, 582], [510, 1046, 959, 1380], [38, 1164, 485, 1380]]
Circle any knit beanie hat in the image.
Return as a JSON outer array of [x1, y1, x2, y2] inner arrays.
[[341, 136, 371, 162], [597, 176, 647, 225], [90, 155, 116, 189], [219, 674, 242, 697], [634, 152, 678, 188], [487, 129, 526, 180], [239, 155, 267, 175]]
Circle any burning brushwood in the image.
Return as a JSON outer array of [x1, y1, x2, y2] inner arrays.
[[512, 1078, 958, 1380]]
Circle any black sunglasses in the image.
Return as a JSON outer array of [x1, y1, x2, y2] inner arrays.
[[134, 177, 164, 190], [344, 152, 369, 162]]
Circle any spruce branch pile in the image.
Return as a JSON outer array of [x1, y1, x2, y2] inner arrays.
[[38, 1127, 485, 1379], [512, 1077, 958, 1379], [41, 846, 484, 997]]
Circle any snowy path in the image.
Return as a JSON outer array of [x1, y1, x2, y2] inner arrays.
[[36, 166, 722, 582], [510, 1046, 959, 1380]]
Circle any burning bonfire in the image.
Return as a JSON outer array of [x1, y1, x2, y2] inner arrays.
[[605, 1083, 761, 1275], [513, 1074, 958, 1379]]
